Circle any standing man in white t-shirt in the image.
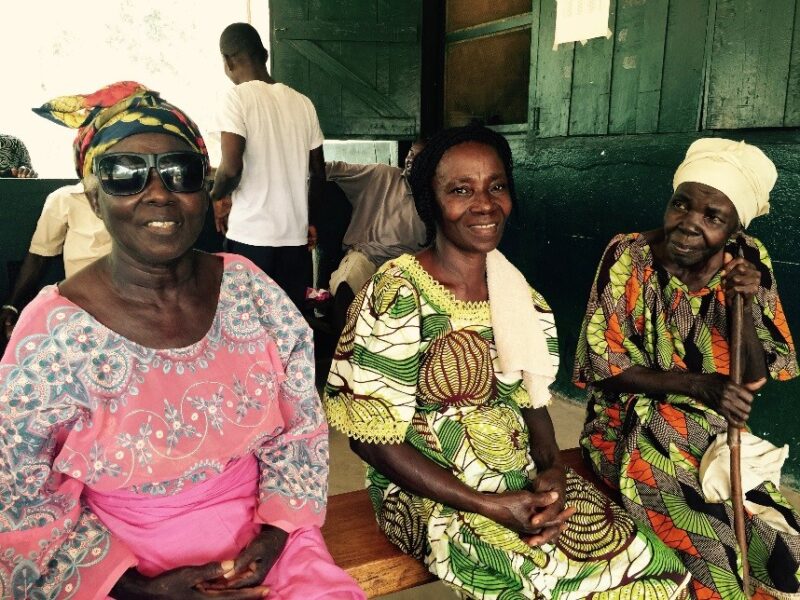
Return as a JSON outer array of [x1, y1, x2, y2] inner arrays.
[[211, 22, 325, 310]]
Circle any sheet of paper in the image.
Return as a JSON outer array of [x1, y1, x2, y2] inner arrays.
[[554, 0, 612, 48]]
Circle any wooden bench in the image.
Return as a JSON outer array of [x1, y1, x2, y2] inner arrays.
[[321, 447, 615, 598]]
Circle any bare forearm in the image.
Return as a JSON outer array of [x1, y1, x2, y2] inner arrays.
[[307, 175, 324, 226], [741, 311, 769, 383], [351, 439, 487, 514], [307, 146, 325, 226], [210, 168, 240, 202], [5, 252, 49, 307], [595, 365, 702, 398], [110, 569, 148, 600], [521, 407, 561, 472]]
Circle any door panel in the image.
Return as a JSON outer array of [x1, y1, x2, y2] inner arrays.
[[270, 0, 421, 139]]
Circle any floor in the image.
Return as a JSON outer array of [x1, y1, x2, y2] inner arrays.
[[327, 395, 800, 599]]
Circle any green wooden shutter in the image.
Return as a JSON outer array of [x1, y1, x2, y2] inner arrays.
[[269, 0, 421, 139], [531, 0, 709, 138], [705, 0, 797, 129]]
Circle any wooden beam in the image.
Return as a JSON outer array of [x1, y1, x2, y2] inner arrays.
[[285, 40, 411, 118], [274, 20, 418, 43], [446, 12, 533, 45]]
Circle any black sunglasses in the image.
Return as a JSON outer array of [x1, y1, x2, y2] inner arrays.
[[92, 151, 207, 196]]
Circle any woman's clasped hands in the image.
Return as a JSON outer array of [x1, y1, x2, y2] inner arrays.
[[482, 465, 575, 547], [114, 527, 287, 599]]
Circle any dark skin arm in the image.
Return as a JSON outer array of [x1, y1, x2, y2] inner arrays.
[[211, 132, 245, 234], [520, 406, 575, 546], [110, 525, 286, 599], [595, 252, 767, 428], [350, 408, 573, 545], [307, 146, 325, 249], [2, 252, 54, 339]]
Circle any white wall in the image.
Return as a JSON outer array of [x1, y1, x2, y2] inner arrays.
[[0, 1, 269, 177]]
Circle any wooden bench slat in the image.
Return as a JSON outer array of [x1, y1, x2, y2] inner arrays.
[[323, 490, 435, 596], [322, 447, 614, 598]]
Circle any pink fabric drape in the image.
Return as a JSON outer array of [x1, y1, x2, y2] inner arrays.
[[87, 455, 364, 599]]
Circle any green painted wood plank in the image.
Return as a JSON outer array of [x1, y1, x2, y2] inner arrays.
[[705, 0, 795, 129], [309, 41, 345, 121], [526, 0, 542, 143], [784, 0, 800, 125], [309, 0, 372, 21], [340, 39, 378, 118], [568, 2, 615, 135], [286, 39, 410, 117], [274, 21, 417, 43], [534, 0, 574, 138], [608, 0, 669, 134], [377, 0, 422, 131], [658, 0, 709, 132], [270, 0, 311, 89], [271, 0, 309, 21], [446, 13, 533, 44], [490, 123, 528, 134], [270, 0, 421, 138], [323, 117, 417, 138]]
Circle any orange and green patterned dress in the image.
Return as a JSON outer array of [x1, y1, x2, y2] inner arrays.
[[326, 254, 690, 600], [574, 232, 800, 600]]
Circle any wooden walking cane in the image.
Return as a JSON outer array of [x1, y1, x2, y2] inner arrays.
[[729, 247, 750, 599]]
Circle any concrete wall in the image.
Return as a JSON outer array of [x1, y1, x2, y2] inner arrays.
[[500, 130, 800, 484]]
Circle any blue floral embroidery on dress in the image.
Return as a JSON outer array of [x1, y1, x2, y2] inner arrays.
[[0, 258, 328, 598]]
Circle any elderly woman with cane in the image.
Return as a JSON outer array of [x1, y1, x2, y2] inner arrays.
[[575, 138, 800, 599]]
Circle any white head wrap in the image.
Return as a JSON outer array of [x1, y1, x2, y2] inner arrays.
[[672, 138, 777, 228]]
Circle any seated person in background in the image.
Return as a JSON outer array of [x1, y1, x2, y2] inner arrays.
[[324, 140, 427, 331], [0, 133, 37, 177], [574, 138, 800, 599], [0, 80, 364, 600], [324, 125, 691, 599], [1, 182, 111, 340]]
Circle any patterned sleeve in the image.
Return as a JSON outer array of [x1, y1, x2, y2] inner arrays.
[[573, 234, 652, 387], [323, 265, 422, 444], [247, 267, 328, 532], [747, 236, 798, 381], [0, 296, 136, 599]]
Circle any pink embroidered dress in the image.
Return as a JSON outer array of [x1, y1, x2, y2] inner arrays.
[[0, 255, 350, 599]]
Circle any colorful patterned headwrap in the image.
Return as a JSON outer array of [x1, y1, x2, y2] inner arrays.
[[33, 81, 208, 179]]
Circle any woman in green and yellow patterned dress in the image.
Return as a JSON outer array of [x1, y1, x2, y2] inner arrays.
[[323, 125, 690, 599]]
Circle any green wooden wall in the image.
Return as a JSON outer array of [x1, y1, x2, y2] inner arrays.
[[530, 0, 800, 137], [499, 130, 800, 485]]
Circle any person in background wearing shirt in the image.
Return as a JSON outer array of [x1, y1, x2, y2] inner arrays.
[[211, 22, 325, 312], [325, 140, 427, 331], [1, 182, 111, 340]]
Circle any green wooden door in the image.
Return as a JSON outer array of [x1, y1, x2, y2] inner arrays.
[[705, 0, 798, 129], [269, 0, 421, 139]]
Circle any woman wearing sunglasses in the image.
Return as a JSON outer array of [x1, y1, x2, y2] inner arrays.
[[0, 82, 364, 600]]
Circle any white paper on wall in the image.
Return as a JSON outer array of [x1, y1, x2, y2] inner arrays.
[[553, 0, 612, 49]]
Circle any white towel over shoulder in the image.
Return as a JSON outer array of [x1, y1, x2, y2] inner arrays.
[[486, 250, 558, 409]]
